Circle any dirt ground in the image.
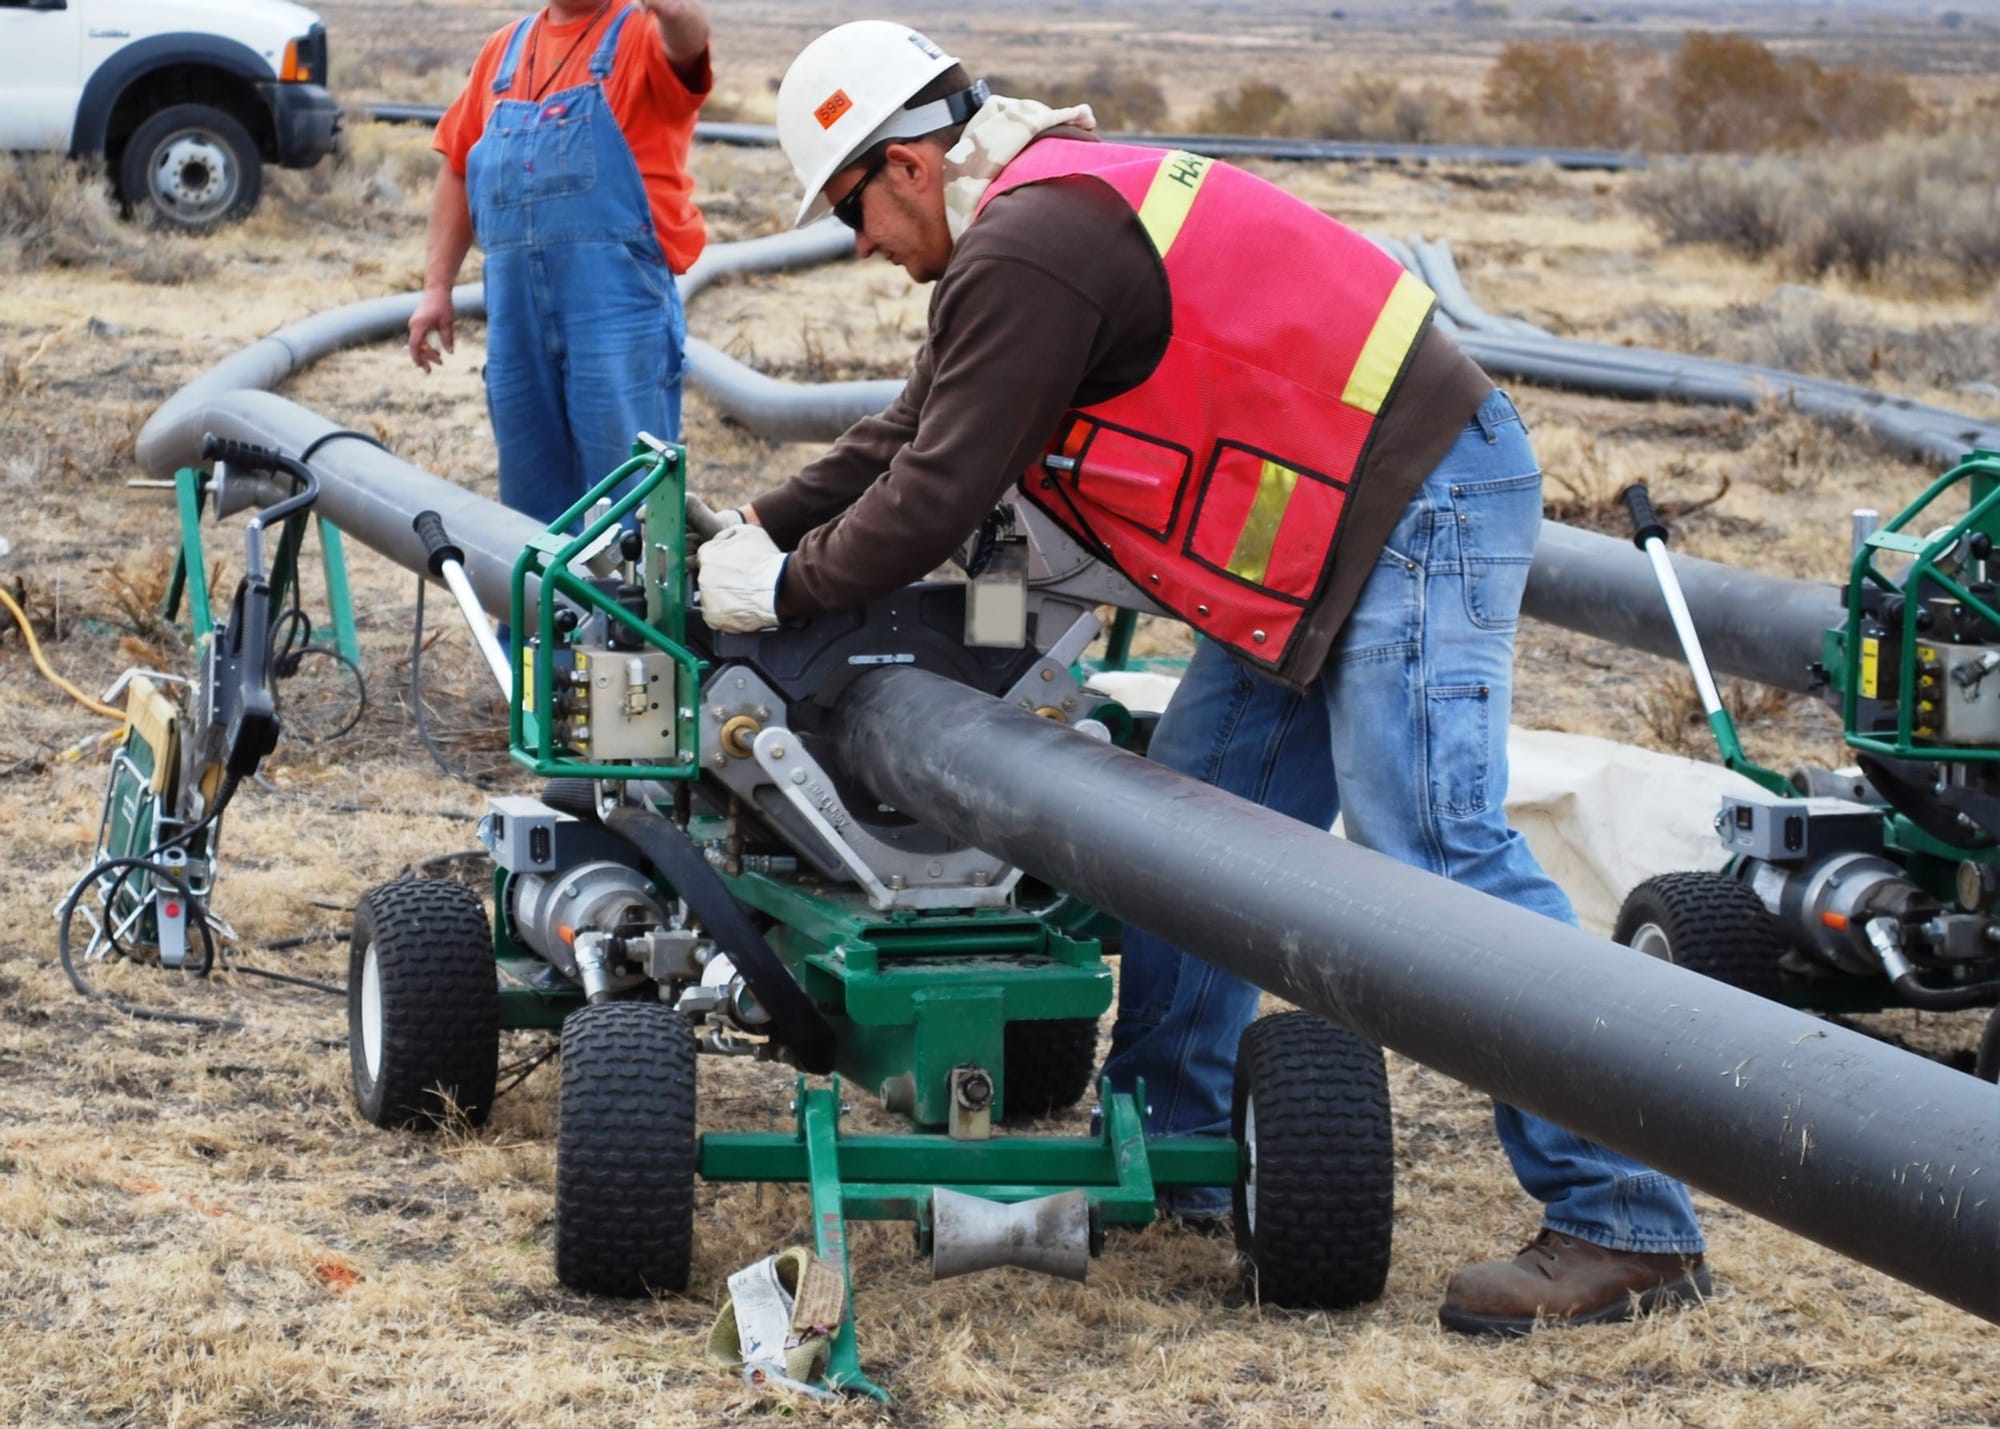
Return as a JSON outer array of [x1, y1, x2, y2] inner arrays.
[[3, 2, 2000, 1425]]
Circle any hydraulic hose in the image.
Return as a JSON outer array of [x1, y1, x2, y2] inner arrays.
[[599, 802, 838, 1074]]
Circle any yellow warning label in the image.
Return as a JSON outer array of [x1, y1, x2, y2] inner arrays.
[[1859, 636, 1879, 699]]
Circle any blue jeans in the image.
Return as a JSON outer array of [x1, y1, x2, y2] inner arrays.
[[1101, 389, 1705, 1254]]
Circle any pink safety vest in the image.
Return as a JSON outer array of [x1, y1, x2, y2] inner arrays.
[[976, 139, 1435, 669]]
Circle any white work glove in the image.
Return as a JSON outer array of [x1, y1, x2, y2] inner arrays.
[[697, 523, 787, 633]]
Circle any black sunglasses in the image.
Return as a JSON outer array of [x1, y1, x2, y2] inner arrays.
[[830, 160, 886, 232]]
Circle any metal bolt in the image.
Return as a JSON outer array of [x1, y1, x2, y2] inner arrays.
[[927, 860, 944, 877], [769, 745, 786, 759], [1252, 630, 1266, 643], [791, 770, 807, 785], [1197, 604, 1210, 616], [1148, 573, 1160, 585], [754, 705, 771, 720], [1040, 667, 1054, 681]]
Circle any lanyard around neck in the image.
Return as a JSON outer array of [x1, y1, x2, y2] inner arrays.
[[523, 1, 613, 104]]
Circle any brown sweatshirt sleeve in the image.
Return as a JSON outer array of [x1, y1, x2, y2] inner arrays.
[[751, 368, 925, 551], [763, 253, 1123, 615]]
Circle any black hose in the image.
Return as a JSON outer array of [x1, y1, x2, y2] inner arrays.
[[1887, 971, 2000, 1012], [55, 857, 235, 1030], [600, 803, 837, 1073]]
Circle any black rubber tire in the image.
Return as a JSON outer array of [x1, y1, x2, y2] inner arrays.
[[1613, 871, 1785, 999], [1976, 1005, 2000, 1083], [348, 877, 501, 1129], [117, 103, 263, 232], [555, 1001, 698, 1297], [1231, 1011, 1395, 1310], [1000, 1017, 1099, 1121]]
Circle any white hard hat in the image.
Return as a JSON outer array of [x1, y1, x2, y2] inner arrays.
[[776, 21, 988, 228]]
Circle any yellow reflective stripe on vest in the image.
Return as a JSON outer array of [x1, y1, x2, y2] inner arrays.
[[1342, 269, 1434, 415], [1135, 151, 1213, 258], [1226, 459, 1301, 584]]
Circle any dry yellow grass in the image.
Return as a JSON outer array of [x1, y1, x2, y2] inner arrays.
[[3, 2, 1999, 1424]]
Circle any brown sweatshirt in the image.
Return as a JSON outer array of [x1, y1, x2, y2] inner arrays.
[[753, 148, 1493, 689]]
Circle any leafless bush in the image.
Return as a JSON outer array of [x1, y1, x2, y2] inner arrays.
[[1186, 75, 1468, 143], [1193, 79, 1294, 136], [1481, 32, 1919, 155], [1629, 121, 2000, 292], [263, 126, 430, 235], [1308, 77, 1468, 143], [1626, 157, 1791, 257], [1792, 190, 1903, 281], [0, 157, 125, 267], [1641, 289, 2000, 393], [1657, 30, 1918, 154], [0, 155, 214, 284], [1065, 62, 1169, 132], [990, 64, 1168, 131], [1484, 40, 1635, 147]]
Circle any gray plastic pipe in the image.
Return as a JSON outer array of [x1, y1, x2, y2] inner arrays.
[[364, 105, 1646, 171], [829, 664, 2000, 1325], [1524, 522, 1842, 695], [144, 396, 1998, 1319]]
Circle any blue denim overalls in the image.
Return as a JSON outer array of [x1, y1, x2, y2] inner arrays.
[[465, 5, 686, 528]]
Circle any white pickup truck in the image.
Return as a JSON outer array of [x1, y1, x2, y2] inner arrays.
[[0, 0, 339, 230]]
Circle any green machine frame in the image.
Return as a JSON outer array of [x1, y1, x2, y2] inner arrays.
[[491, 443, 1240, 1400]]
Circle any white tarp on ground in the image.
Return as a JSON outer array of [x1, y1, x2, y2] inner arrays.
[[1088, 671, 1762, 936], [1504, 728, 1763, 934]]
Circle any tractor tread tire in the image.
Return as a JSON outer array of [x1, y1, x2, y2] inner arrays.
[[556, 1002, 697, 1297], [1001, 1017, 1099, 1121], [1232, 1011, 1394, 1310], [348, 877, 500, 1130], [1614, 871, 1785, 999]]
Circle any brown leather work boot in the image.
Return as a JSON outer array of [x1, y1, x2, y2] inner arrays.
[[1438, 1230, 1712, 1336]]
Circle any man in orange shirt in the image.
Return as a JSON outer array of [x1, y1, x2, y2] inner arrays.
[[409, 0, 710, 528]]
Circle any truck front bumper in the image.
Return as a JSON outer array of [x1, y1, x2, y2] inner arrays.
[[259, 82, 341, 169]]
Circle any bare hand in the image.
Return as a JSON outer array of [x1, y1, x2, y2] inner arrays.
[[408, 291, 455, 373]]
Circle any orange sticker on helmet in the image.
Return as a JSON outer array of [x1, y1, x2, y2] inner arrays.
[[814, 90, 853, 129]]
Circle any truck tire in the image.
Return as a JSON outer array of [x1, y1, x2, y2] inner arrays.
[[348, 878, 500, 1129], [1614, 871, 1784, 999], [118, 103, 263, 231], [1232, 1011, 1395, 1310], [555, 1001, 698, 1297]]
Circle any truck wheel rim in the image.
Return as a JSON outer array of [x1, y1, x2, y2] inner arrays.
[[152, 134, 233, 218], [360, 941, 384, 1082], [1629, 920, 1674, 961]]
